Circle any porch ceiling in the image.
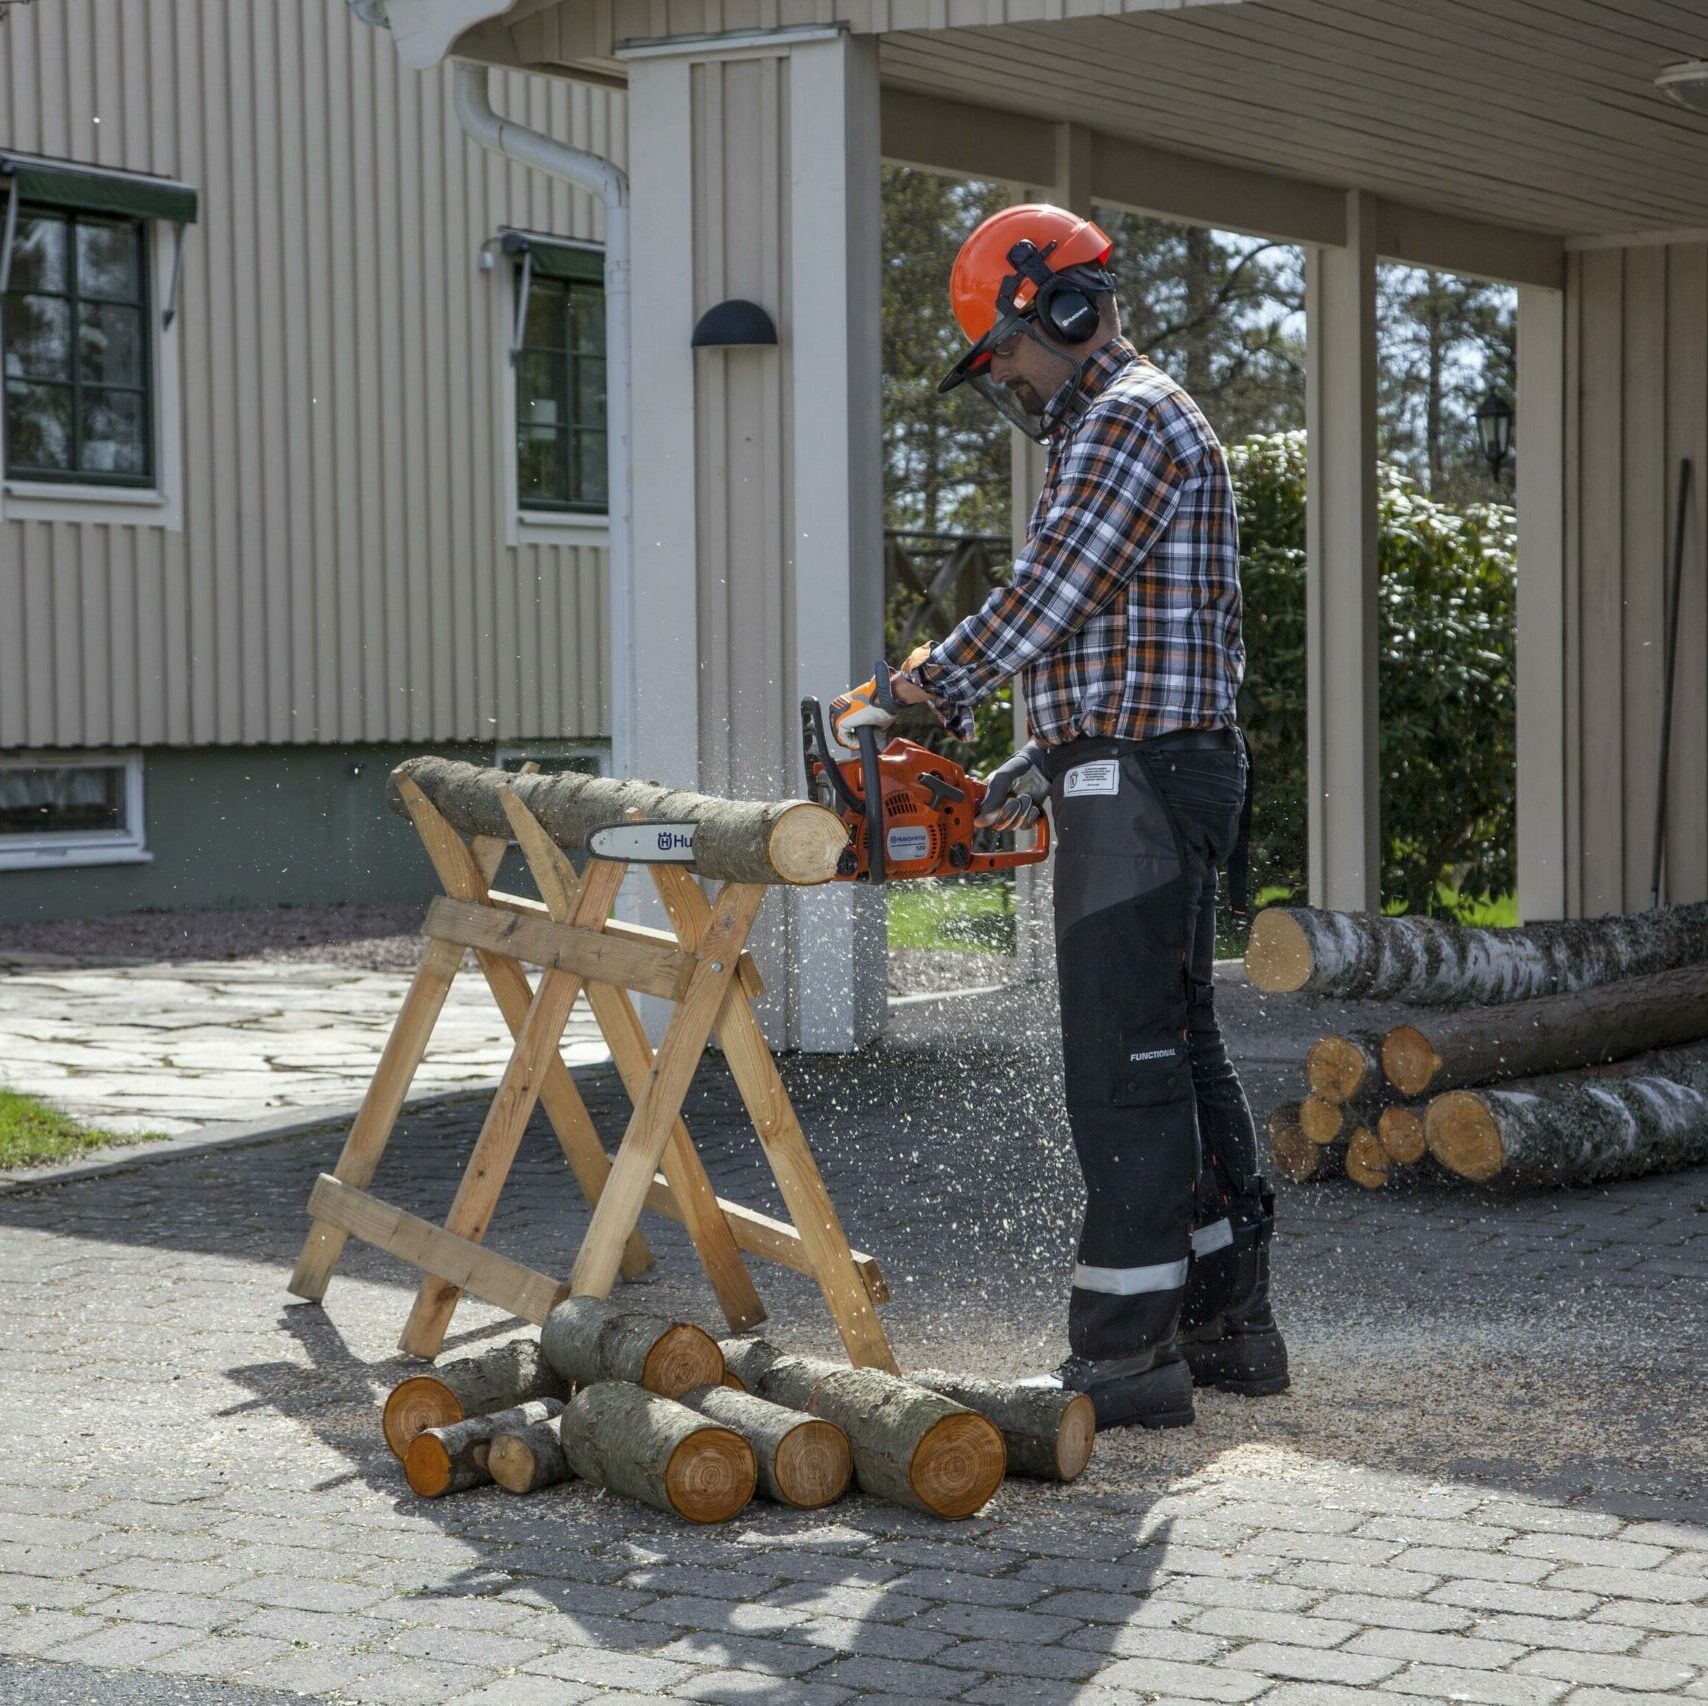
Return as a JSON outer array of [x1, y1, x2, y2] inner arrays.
[[879, 0, 1708, 238]]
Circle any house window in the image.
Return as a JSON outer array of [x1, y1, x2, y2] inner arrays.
[[3, 207, 153, 485], [0, 752, 150, 870], [495, 742, 604, 778], [515, 253, 607, 514]]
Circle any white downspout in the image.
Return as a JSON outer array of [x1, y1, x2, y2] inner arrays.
[[451, 61, 635, 781]]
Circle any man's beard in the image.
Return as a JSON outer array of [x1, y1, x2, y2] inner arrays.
[[1007, 380, 1044, 415]]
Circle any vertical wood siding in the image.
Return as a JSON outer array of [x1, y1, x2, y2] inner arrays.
[[1566, 242, 1708, 914], [0, 0, 617, 749]]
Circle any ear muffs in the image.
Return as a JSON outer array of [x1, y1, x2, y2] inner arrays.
[[1000, 240, 1106, 346]]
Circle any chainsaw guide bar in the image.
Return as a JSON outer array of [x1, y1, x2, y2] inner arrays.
[[585, 822, 699, 863]]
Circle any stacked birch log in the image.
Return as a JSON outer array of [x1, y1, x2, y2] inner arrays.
[[1248, 901, 1708, 1190], [380, 1297, 1094, 1525]]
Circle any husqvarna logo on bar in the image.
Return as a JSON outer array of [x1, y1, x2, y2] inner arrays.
[[656, 830, 694, 853]]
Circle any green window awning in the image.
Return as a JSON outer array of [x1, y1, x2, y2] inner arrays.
[[501, 230, 602, 283], [0, 152, 199, 225]]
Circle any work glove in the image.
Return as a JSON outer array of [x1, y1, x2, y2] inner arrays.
[[976, 740, 1050, 831], [828, 645, 932, 749]]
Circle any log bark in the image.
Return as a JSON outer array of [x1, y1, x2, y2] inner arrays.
[[908, 1370, 1095, 1483], [488, 1418, 572, 1494], [404, 1398, 563, 1498], [541, 1297, 723, 1399], [1424, 1043, 1708, 1186], [1377, 1105, 1428, 1166], [720, 1340, 1005, 1520], [389, 755, 848, 887], [678, 1385, 852, 1509], [558, 1382, 756, 1523], [1246, 900, 1708, 1007], [1381, 962, 1708, 1100], [1344, 1127, 1390, 1190], [1305, 1034, 1384, 1104], [382, 1339, 568, 1460]]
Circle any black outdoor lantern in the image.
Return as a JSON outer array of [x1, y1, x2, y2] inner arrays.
[[691, 299, 778, 349], [1476, 390, 1515, 483]]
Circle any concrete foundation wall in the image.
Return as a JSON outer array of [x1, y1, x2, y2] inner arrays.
[[0, 743, 571, 925]]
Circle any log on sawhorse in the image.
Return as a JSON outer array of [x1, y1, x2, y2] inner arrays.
[[287, 762, 896, 1373]]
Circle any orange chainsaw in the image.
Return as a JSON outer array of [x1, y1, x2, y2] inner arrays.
[[801, 665, 1051, 884]]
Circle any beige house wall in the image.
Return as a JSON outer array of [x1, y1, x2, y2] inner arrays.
[[0, 0, 618, 753], [1563, 241, 1708, 916]]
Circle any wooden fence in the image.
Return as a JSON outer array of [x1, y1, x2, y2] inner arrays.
[[884, 532, 1012, 654]]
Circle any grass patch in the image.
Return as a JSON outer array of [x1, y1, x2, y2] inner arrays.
[[888, 879, 1017, 954], [0, 1089, 166, 1170]]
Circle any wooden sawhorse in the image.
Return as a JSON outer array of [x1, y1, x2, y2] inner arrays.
[[288, 774, 896, 1373]]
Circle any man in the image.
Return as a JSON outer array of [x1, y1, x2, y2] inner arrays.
[[832, 205, 1285, 1431]]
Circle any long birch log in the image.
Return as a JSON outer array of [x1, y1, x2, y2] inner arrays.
[[541, 1297, 723, 1399], [388, 755, 848, 886], [678, 1385, 852, 1509], [908, 1371, 1095, 1483], [488, 1418, 572, 1494], [382, 1339, 568, 1460], [1246, 901, 1708, 1007], [1425, 1043, 1708, 1186], [558, 1383, 756, 1523], [1381, 962, 1708, 1100], [720, 1340, 1005, 1520], [1305, 1034, 1385, 1104], [404, 1398, 563, 1497]]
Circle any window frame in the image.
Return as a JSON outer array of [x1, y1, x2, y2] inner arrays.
[[500, 232, 609, 547], [0, 751, 151, 872], [2, 202, 155, 489]]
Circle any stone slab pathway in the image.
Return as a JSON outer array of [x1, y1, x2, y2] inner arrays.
[[0, 954, 609, 1134]]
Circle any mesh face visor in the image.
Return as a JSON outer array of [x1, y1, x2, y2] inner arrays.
[[941, 313, 1082, 443]]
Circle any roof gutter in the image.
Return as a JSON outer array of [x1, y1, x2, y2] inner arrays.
[[451, 61, 635, 780]]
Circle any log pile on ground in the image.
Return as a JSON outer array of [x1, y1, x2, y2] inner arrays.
[[1252, 902, 1708, 1192], [378, 1313, 1094, 1524]]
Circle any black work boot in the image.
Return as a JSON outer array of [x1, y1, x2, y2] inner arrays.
[[1180, 1180, 1289, 1396], [1022, 1344, 1195, 1431]]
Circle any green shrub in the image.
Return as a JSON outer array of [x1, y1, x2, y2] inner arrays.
[[1230, 430, 1516, 916]]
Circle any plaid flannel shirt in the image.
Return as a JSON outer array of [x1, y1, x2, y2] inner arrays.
[[914, 338, 1245, 748]]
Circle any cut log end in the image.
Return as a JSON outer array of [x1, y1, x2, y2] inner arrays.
[[1382, 1025, 1443, 1099], [765, 803, 853, 887], [402, 1433, 458, 1499], [1266, 1103, 1320, 1183], [773, 1419, 855, 1510], [1425, 1091, 1506, 1182], [663, 1426, 757, 1523], [908, 1411, 1006, 1521], [1344, 1127, 1390, 1190], [1378, 1105, 1428, 1166], [383, 1376, 461, 1461], [641, 1324, 725, 1399], [1245, 908, 1312, 993], [1306, 1035, 1373, 1102], [1299, 1095, 1346, 1145], [1053, 1393, 1096, 1482], [487, 1432, 537, 1494]]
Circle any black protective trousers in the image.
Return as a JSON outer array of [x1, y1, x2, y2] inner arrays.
[[1044, 729, 1261, 1363]]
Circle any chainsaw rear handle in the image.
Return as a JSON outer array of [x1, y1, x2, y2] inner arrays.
[[963, 809, 1052, 873]]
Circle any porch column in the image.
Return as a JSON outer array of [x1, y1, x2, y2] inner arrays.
[[1304, 190, 1381, 911], [622, 27, 886, 1052], [1010, 124, 1093, 978], [1515, 283, 1568, 921]]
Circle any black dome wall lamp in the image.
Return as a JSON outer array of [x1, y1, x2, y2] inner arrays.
[[1476, 390, 1515, 485], [691, 299, 778, 349]]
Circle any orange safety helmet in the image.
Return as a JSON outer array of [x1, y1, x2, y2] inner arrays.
[[942, 204, 1114, 387]]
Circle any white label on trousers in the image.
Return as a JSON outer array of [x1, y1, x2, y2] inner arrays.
[[1063, 759, 1119, 797]]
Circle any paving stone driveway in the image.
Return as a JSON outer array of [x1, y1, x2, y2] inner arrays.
[[2, 977, 1707, 1704]]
